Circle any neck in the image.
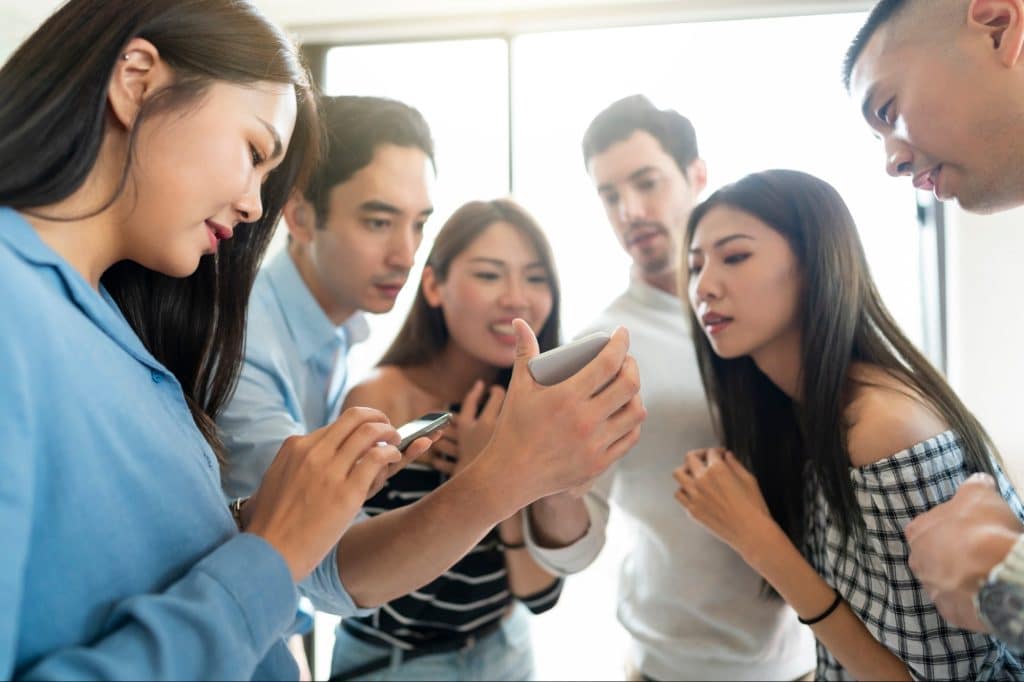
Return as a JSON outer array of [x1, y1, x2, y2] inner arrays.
[[23, 134, 131, 289], [750, 326, 803, 400], [287, 244, 355, 326], [408, 343, 500, 406], [636, 266, 680, 298]]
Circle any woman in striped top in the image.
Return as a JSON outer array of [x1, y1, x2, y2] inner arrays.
[[330, 198, 564, 681]]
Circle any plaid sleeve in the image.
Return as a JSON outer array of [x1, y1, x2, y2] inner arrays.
[[845, 431, 1024, 680]]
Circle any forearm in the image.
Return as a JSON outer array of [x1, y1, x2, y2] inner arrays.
[[499, 513, 559, 596], [336, 461, 515, 608], [527, 493, 590, 548], [746, 523, 912, 681]]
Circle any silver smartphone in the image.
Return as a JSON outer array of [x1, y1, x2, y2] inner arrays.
[[527, 331, 612, 386], [396, 411, 452, 451]]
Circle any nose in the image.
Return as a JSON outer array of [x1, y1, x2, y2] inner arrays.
[[617, 187, 644, 224], [499, 276, 529, 310], [690, 262, 720, 307], [387, 224, 419, 270], [234, 175, 265, 225], [884, 136, 914, 178]]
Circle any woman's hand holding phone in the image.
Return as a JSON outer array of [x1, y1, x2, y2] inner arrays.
[[242, 407, 406, 582]]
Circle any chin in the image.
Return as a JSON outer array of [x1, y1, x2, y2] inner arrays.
[[706, 338, 748, 360]]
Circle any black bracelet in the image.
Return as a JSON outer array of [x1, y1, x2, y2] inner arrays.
[[798, 588, 842, 625], [501, 540, 526, 550]]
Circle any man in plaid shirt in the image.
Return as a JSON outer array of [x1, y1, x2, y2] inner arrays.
[[844, 0, 1024, 651]]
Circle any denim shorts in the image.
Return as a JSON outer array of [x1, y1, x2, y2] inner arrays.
[[330, 603, 535, 681]]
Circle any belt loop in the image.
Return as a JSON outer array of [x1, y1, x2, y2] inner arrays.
[[389, 644, 404, 671]]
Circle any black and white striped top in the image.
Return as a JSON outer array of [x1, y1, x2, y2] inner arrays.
[[806, 430, 1024, 680], [343, 461, 563, 651]]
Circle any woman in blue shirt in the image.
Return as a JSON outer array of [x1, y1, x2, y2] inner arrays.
[[0, 1, 426, 679]]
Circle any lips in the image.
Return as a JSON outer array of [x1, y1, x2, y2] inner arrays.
[[912, 165, 941, 193], [700, 311, 733, 336], [490, 321, 516, 336], [625, 225, 665, 247], [206, 220, 234, 241]]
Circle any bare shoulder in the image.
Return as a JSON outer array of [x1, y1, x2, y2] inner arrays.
[[845, 364, 950, 468], [342, 366, 418, 419]]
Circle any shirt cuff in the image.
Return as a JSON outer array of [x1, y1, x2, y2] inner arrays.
[[197, 533, 298, 651], [523, 497, 605, 575], [298, 510, 377, 618]]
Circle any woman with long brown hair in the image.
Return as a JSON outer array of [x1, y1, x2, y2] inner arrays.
[[0, 1, 426, 678], [673, 169, 1024, 679], [331, 199, 563, 681]]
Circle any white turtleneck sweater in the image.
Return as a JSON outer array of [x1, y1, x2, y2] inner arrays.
[[525, 277, 816, 681]]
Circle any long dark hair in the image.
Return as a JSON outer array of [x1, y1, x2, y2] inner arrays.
[[0, 0, 321, 460], [685, 169, 1001, 548], [379, 198, 562, 380]]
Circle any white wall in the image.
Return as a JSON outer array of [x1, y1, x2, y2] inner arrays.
[[945, 204, 1024, 474]]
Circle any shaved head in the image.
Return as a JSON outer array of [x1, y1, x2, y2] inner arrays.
[[843, 0, 968, 89]]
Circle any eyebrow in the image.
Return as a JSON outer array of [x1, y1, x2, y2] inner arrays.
[[359, 199, 434, 217], [467, 257, 545, 269], [688, 233, 754, 254], [597, 166, 659, 194], [256, 118, 284, 160]]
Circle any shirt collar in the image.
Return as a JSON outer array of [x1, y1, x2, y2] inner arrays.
[[0, 207, 167, 373], [264, 250, 369, 361]]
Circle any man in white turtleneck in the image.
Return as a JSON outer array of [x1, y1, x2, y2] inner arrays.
[[524, 95, 816, 681]]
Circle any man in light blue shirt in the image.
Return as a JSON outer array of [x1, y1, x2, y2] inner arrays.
[[217, 97, 436, 651], [219, 96, 434, 502]]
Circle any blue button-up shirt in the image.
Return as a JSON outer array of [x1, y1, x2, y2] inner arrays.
[[217, 250, 372, 619], [219, 250, 369, 499], [0, 207, 300, 680]]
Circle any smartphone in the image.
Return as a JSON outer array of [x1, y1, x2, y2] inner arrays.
[[396, 411, 452, 451], [528, 331, 612, 386]]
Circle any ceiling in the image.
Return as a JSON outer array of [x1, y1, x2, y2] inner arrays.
[[3, 0, 872, 49]]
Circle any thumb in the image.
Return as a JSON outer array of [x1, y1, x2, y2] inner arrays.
[[513, 318, 540, 365]]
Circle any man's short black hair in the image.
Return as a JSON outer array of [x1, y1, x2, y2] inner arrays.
[[303, 95, 435, 225], [581, 94, 699, 179], [842, 0, 910, 90]]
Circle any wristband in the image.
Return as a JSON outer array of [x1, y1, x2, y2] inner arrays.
[[798, 588, 842, 625]]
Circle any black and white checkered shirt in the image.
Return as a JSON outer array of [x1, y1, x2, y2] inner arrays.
[[806, 430, 1024, 680]]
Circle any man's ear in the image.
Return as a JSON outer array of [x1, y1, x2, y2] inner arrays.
[[283, 193, 317, 244], [421, 265, 443, 308], [685, 158, 708, 195], [107, 37, 175, 131], [968, 0, 1024, 67]]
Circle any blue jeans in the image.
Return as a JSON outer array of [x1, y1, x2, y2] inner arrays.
[[331, 604, 535, 681]]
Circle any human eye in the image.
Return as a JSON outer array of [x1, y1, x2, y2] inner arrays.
[[636, 177, 657, 192], [249, 144, 266, 167], [687, 257, 703, 274], [723, 252, 751, 265], [602, 191, 619, 207], [364, 217, 391, 231], [472, 271, 500, 281], [876, 97, 896, 127], [527, 272, 550, 285]]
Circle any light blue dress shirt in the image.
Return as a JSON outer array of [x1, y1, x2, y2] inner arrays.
[[0, 207, 300, 680], [217, 250, 372, 618]]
